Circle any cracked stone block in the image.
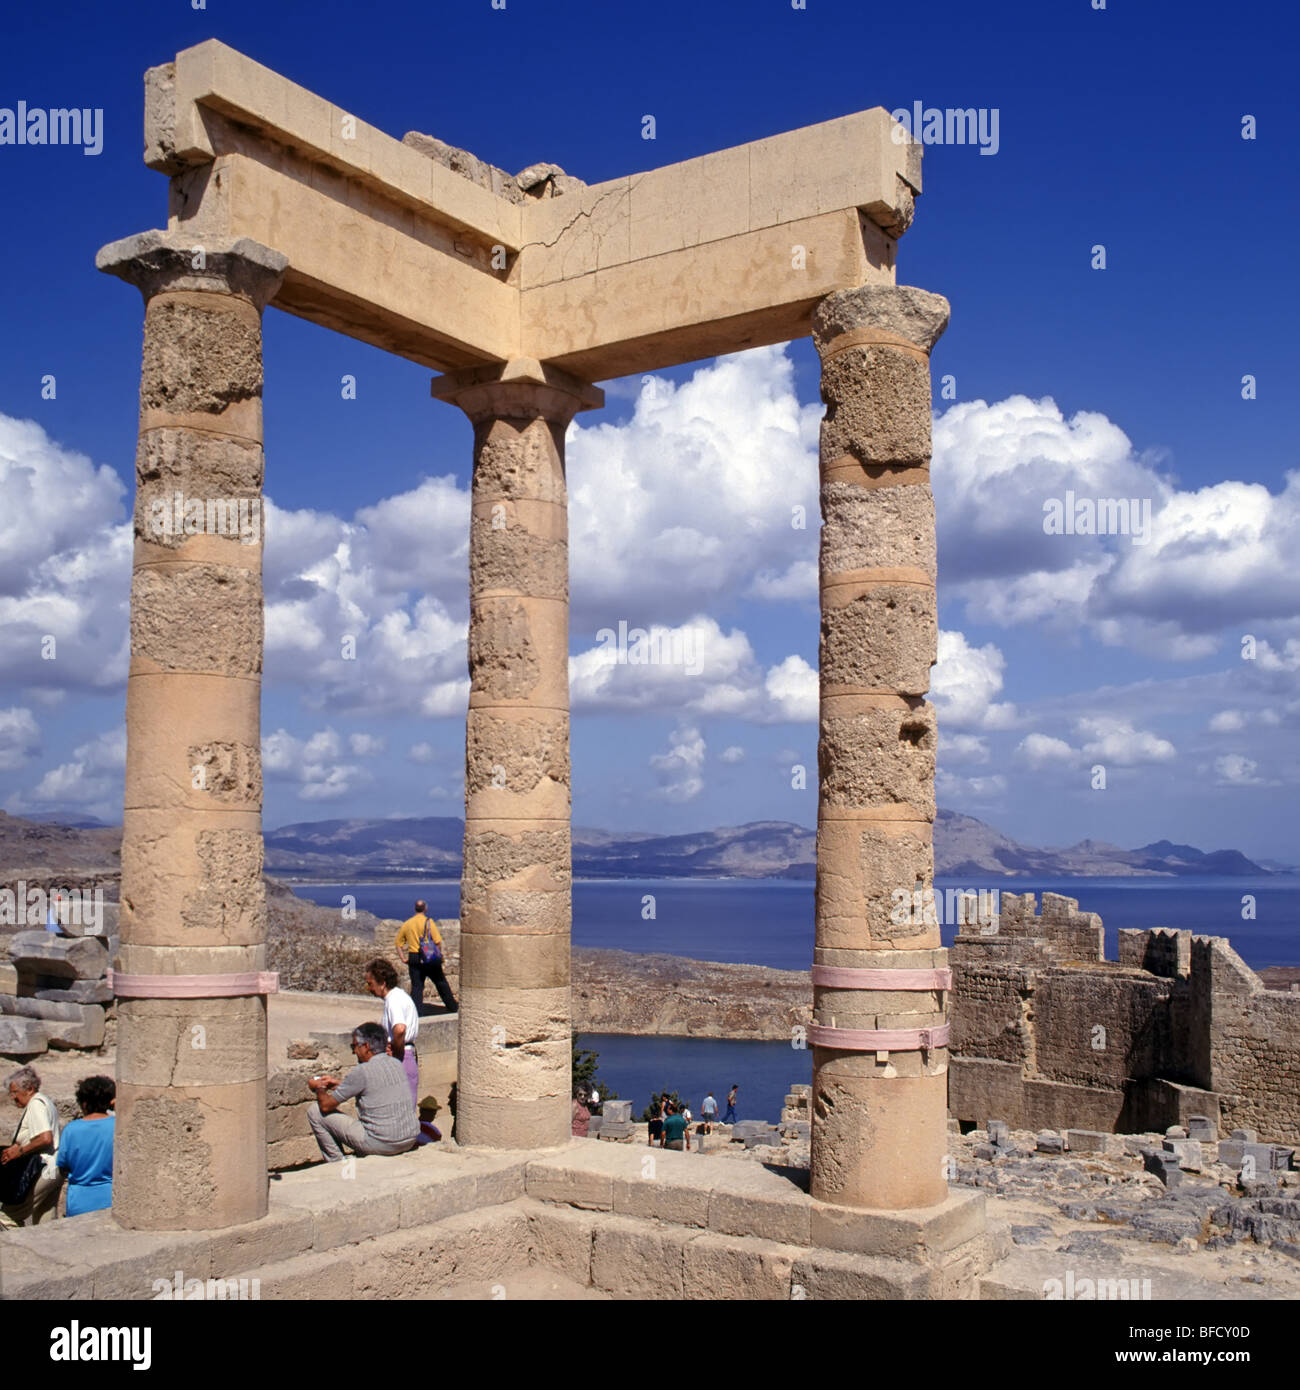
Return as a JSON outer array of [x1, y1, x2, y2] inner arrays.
[[1187, 1115, 1218, 1142]]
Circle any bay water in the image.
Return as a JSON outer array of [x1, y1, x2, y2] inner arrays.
[[293, 874, 1298, 1122]]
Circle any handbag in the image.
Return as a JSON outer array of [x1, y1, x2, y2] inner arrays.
[[0, 1111, 45, 1206], [418, 918, 443, 966]]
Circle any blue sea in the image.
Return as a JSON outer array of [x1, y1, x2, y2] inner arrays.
[[292, 875, 1298, 1121]]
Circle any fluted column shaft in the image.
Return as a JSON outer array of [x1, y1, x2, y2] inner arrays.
[[97, 231, 287, 1229], [809, 284, 951, 1211], [432, 362, 602, 1149]]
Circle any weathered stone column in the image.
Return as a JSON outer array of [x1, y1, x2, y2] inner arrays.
[[809, 284, 951, 1211], [97, 231, 286, 1229], [431, 360, 602, 1149]]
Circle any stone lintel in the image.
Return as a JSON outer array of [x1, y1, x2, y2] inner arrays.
[[138, 42, 924, 379]]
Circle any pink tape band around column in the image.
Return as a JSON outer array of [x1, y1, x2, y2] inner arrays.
[[811, 965, 952, 991], [107, 968, 279, 999], [807, 1022, 951, 1052]]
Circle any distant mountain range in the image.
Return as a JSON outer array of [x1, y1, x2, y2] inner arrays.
[[258, 809, 1276, 880], [932, 812, 1271, 879], [0, 808, 1278, 883]]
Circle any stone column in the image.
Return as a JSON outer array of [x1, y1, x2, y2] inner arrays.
[[96, 231, 286, 1229], [809, 284, 951, 1211], [430, 360, 602, 1149]]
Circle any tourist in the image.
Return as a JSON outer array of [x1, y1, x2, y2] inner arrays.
[[416, 1096, 442, 1145], [661, 1102, 691, 1152], [723, 1084, 739, 1124], [589, 1084, 600, 1113], [394, 900, 457, 1016], [0, 1065, 62, 1227], [700, 1091, 717, 1134], [306, 1022, 419, 1163], [647, 1100, 664, 1147], [572, 1086, 591, 1138], [364, 957, 420, 1108], [56, 1075, 115, 1216]]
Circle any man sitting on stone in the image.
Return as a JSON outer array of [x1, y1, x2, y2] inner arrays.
[[306, 1022, 419, 1163]]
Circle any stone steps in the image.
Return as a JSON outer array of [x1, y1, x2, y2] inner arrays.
[[0, 1140, 996, 1301]]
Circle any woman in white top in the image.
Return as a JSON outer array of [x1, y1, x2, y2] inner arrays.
[[0, 1065, 62, 1227], [365, 957, 421, 1108]]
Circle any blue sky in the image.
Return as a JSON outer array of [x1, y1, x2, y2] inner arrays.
[[1, 0, 1298, 859]]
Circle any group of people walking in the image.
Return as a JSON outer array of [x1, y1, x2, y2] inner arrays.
[[647, 1084, 739, 1150], [0, 1067, 115, 1227]]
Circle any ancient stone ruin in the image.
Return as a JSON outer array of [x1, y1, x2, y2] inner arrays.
[[950, 892, 1300, 1143], [0, 905, 117, 1058], [8, 37, 994, 1297]]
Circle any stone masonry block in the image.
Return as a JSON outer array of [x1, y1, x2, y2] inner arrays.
[[257, 1247, 357, 1301], [591, 1217, 688, 1299], [36, 981, 114, 1005], [0, 1016, 50, 1056], [819, 703, 936, 816], [131, 565, 262, 675], [140, 296, 263, 415], [709, 1187, 812, 1248], [7, 931, 108, 980], [467, 599, 540, 700], [470, 509, 567, 599], [612, 1172, 711, 1228], [818, 346, 935, 468], [472, 417, 566, 505], [396, 1171, 479, 1229], [821, 585, 936, 695], [821, 481, 936, 580], [526, 1204, 596, 1286], [525, 1160, 614, 1211], [464, 708, 569, 799], [135, 428, 263, 520], [792, 1248, 930, 1300], [683, 1233, 798, 1301]]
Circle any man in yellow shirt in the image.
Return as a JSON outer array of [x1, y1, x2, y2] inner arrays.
[[395, 900, 458, 1017]]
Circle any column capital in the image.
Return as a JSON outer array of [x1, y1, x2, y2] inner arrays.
[[812, 283, 950, 359], [96, 229, 288, 309], [431, 357, 603, 424]]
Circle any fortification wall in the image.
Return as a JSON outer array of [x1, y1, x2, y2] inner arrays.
[[949, 895, 1298, 1143]]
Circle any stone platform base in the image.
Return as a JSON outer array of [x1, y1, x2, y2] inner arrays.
[[0, 1141, 995, 1300]]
